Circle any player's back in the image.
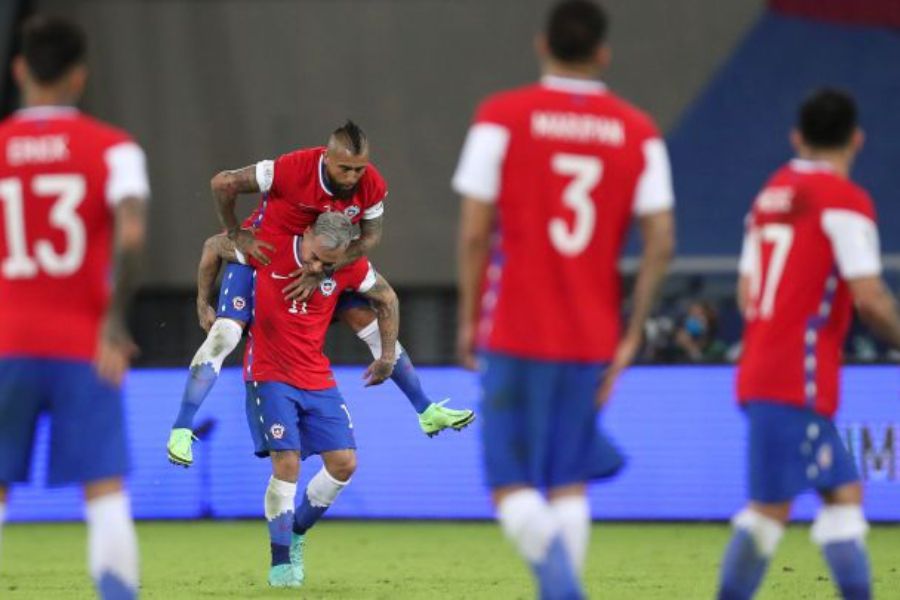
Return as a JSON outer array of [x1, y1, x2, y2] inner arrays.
[[0, 107, 144, 360], [456, 77, 672, 361], [737, 160, 878, 416]]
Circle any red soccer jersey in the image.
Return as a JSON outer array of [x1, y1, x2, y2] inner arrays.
[[244, 233, 376, 390], [452, 76, 674, 361], [0, 107, 149, 360], [737, 160, 881, 417], [252, 146, 387, 236]]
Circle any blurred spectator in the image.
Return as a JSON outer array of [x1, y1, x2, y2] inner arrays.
[[671, 301, 727, 362]]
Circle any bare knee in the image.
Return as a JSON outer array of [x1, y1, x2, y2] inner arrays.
[[271, 451, 300, 483], [820, 482, 863, 506], [323, 450, 356, 482], [339, 306, 376, 332]]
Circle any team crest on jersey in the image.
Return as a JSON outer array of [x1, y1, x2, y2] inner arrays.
[[319, 277, 337, 296], [344, 205, 361, 218], [232, 296, 246, 310], [270, 424, 285, 440]]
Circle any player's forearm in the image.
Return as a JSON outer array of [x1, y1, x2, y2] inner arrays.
[[856, 287, 900, 350], [365, 276, 400, 361], [625, 213, 675, 341], [197, 236, 224, 304], [335, 217, 383, 269], [106, 199, 147, 334]]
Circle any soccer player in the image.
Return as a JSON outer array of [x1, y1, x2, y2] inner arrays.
[[208, 211, 399, 587], [0, 16, 148, 600], [166, 122, 474, 466], [453, 1, 675, 597], [717, 90, 900, 600]]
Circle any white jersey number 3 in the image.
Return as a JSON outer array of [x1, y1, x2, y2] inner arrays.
[[548, 153, 602, 256], [0, 174, 86, 279]]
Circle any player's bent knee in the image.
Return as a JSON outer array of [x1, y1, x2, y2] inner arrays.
[[732, 508, 785, 557], [323, 450, 356, 482], [811, 505, 868, 546], [83, 477, 125, 501]]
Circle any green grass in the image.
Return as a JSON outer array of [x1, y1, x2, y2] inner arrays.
[[2, 521, 900, 598]]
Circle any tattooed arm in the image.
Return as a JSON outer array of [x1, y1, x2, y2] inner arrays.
[[195, 233, 244, 331], [96, 197, 146, 385], [210, 165, 273, 265], [359, 272, 399, 386]]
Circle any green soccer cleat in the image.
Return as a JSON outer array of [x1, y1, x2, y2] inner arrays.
[[418, 399, 476, 438], [289, 533, 306, 584], [267, 563, 302, 588], [167, 428, 197, 468]]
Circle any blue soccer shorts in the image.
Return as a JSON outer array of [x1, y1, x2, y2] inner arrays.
[[744, 401, 859, 503], [245, 381, 355, 459], [0, 358, 129, 486], [216, 262, 255, 324], [479, 352, 625, 490]]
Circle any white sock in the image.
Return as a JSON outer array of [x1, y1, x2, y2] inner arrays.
[[191, 318, 243, 372], [355, 320, 402, 363], [264, 477, 297, 520], [85, 493, 139, 593], [497, 489, 560, 564], [550, 495, 590, 575], [307, 467, 350, 508]]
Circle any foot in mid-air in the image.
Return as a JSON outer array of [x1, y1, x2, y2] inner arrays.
[[418, 399, 476, 437], [267, 563, 303, 588], [167, 428, 197, 467]]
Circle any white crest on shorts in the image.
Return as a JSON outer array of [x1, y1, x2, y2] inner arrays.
[[270, 424, 285, 440], [232, 296, 246, 310], [344, 205, 361, 218], [319, 277, 337, 296]]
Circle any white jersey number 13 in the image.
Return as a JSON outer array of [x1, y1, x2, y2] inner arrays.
[[548, 153, 602, 256]]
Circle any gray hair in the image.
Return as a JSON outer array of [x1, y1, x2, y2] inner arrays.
[[312, 211, 353, 250]]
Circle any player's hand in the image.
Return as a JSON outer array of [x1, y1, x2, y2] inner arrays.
[[363, 357, 394, 387], [95, 315, 139, 387], [596, 334, 641, 408], [230, 228, 274, 266], [283, 269, 322, 301], [196, 300, 217, 332], [456, 323, 478, 370]]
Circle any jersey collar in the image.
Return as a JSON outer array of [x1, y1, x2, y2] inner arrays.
[[789, 158, 836, 174], [14, 105, 80, 120], [318, 153, 335, 197], [540, 75, 607, 95]]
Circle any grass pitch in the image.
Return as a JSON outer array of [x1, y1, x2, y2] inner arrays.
[[3, 521, 900, 598]]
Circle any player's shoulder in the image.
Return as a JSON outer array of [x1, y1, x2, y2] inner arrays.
[[277, 145, 323, 166], [71, 113, 137, 148], [473, 83, 543, 124], [788, 163, 875, 219], [600, 91, 660, 138], [360, 161, 388, 199]]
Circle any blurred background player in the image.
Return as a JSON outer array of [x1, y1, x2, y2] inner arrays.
[[210, 212, 400, 587], [717, 89, 900, 600], [453, 1, 674, 597], [166, 122, 474, 466], [0, 15, 148, 600]]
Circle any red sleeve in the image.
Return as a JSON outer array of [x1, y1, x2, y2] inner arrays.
[[271, 151, 303, 197], [344, 258, 375, 292], [361, 164, 388, 209], [472, 94, 509, 126]]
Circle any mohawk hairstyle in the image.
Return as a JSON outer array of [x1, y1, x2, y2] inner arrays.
[[331, 120, 368, 155]]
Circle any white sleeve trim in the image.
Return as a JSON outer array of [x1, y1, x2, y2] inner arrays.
[[451, 123, 510, 202], [256, 160, 275, 193], [633, 138, 675, 216], [356, 263, 377, 293], [105, 142, 149, 207], [821, 209, 881, 279], [363, 200, 384, 220], [233, 248, 247, 265]]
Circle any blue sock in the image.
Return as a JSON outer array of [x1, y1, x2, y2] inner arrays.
[[172, 362, 217, 430], [822, 540, 871, 600], [718, 529, 771, 600], [268, 510, 293, 566], [293, 468, 347, 535], [531, 535, 583, 600], [390, 352, 432, 414], [96, 572, 136, 600], [293, 492, 328, 536]]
